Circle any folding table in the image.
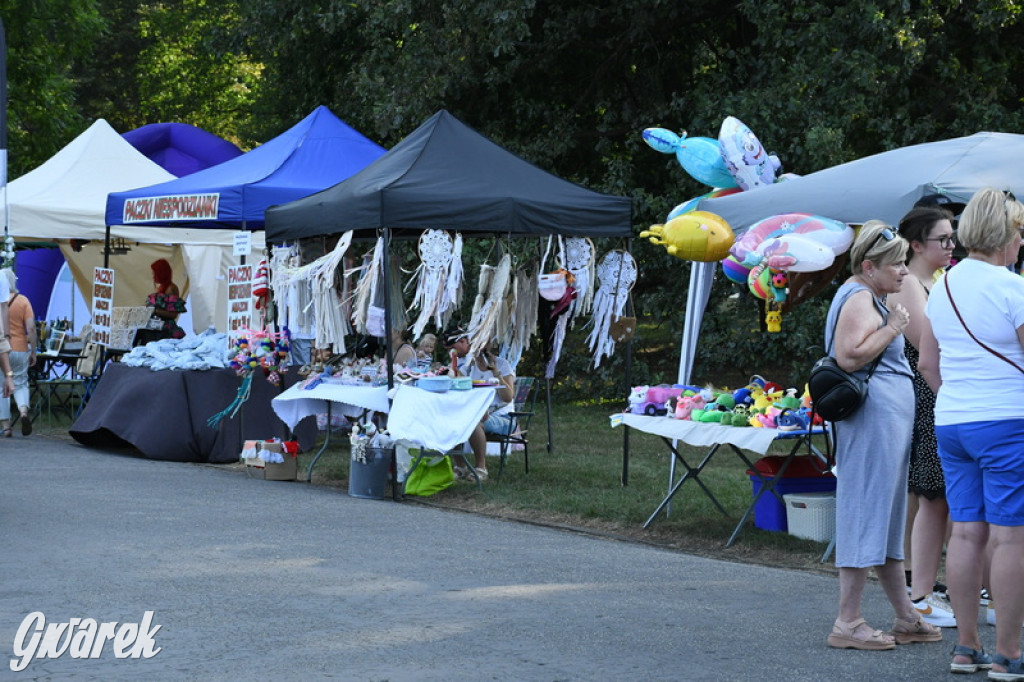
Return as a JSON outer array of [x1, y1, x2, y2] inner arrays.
[[611, 413, 831, 547], [271, 380, 391, 482]]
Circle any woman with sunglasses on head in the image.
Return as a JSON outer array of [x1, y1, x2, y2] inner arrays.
[[825, 220, 941, 651], [888, 206, 958, 629], [918, 188, 1024, 677]]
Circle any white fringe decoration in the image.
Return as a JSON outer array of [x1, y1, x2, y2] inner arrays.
[[351, 237, 384, 334], [586, 250, 637, 368], [440, 233, 464, 330], [466, 253, 512, 359], [304, 232, 354, 353]]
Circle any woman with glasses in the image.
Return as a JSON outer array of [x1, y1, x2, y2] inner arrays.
[[825, 221, 941, 650], [888, 206, 958, 629], [918, 188, 1024, 677]]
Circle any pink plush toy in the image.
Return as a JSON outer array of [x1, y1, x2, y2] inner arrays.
[[674, 394, 706, 420], [754, 404, 784, 428]]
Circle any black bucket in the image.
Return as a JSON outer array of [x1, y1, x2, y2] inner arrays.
[[348, 447, 393, 499]]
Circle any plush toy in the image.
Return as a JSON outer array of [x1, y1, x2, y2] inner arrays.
[[674, 394, 706, 420], [765, 304, 782, 333], [252, 258, 270, 309], [776, 408, 811, 431]]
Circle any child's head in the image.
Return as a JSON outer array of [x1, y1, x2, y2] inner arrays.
[[416, 333, 437, 355]]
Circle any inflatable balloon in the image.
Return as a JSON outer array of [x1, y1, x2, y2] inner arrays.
[[721, 255, 752, 284], [731, 213, 853, 266], [640, 210, 735, 262], [754, 234, 836, 273], [748, 262, 787, 302], [667, 187, 743, 221], [642, 127, 738, 189], [719, 116, 782, 191]]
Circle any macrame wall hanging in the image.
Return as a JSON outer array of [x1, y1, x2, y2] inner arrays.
[[501, 265, 538, 369], [271, 244, 310, 338], [406, 229, 463, 339], [307, 231, 354, 352], [351, 237, 384, 336], [466, 251, 512, 358], [587, 249, 637, 368], [563, 237, 596, 324]]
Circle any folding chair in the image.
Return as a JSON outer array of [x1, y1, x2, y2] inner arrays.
[[487, 376, 538, 480]]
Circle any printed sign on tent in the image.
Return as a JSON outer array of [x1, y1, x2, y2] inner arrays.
[[91, 267, 115, 346], [226, 264, 254, 341]]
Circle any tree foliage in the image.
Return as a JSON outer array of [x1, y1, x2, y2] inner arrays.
[[6, 0, 1024, 392]]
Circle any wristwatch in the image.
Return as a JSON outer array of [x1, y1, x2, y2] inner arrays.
[[5, 371, 12, 377]]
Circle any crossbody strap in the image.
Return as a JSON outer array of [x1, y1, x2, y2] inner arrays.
[[944, 274, 1024, 374], [825, 291, 883, 381]]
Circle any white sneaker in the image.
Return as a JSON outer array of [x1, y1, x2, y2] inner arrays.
[[913, 593, 957, 627]]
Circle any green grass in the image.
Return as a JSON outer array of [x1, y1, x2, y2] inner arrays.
[[298, 398, 837, 573]]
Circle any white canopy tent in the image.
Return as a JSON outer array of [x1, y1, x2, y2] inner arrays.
[[670, 131, 1024, 384], [0, 119, 264, 332]]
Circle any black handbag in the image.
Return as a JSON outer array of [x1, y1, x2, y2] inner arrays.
[[808, 330, 882, 422]]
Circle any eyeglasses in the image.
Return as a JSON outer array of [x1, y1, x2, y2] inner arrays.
[[867, 227, 896, 253], [1005, 190, 1017, 202], [924, 233, 957, 249]]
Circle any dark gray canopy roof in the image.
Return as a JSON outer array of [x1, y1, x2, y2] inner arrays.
[[265, 110, 632, 242]]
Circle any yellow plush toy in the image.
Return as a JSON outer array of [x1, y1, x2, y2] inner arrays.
[[640, 210, 734, 262]]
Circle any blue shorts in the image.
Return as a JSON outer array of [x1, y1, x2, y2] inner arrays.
[[936, 419, 1024, 526], [483, 411, 514, 436]]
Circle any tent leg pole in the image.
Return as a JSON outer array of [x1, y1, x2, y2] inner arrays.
[[545, 377, 553, 453]]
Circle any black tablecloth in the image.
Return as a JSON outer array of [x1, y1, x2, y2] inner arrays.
[[70, 364, 316, 463]]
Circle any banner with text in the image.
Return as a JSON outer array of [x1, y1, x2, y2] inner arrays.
[[227, 264, 254, 342], [91, 267, 115, 347], [121, 193, 220, 223]]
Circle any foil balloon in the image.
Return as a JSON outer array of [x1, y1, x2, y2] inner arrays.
[[721, 255, 752, 284], [718, 116, 782, 191], [731, 213, 853, 266], [642, 127, 738, 189], [667, 187, 743, 221], [640, 210, 735, 262], [754, 234, 836, 273], [748, 262, 787, 302]]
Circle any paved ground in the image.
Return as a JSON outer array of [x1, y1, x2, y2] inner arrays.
[[0, 436, 992, 681]]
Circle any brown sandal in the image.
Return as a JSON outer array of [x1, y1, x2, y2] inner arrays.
[[827, 617, 896, 650], [891, 613, 942, 644]]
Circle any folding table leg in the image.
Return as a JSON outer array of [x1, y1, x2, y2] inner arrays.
[[643, 442, 728, 529]]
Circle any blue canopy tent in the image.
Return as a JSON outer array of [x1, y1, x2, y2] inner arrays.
[[105, 106, 386, 230]]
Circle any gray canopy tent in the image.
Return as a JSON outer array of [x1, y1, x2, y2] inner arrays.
[[265, 109, 633, 467]]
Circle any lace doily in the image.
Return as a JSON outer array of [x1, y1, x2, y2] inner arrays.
[[418, 229, 454, 270], [596, 250, 637, 295]]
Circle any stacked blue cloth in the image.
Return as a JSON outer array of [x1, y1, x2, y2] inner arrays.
[[120, 328, 233, 371]]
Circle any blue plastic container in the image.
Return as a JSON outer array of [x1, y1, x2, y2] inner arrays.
[[747, 455, 836, 532]]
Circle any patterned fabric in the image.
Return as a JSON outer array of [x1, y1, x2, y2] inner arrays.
[[146, 293, 187, 339], [905, 341, 945, 499]]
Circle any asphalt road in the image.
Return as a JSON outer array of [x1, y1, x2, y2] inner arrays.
[[0, 436, 985, 681]]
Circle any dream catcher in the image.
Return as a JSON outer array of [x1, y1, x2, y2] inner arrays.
[[406, 229, 463, 338], [587, 249, 637, 368], [466, 251, 512, 359], [563, 237, 596, 324]]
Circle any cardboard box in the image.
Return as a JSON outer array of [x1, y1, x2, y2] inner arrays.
[[242, 440, 297, 481]]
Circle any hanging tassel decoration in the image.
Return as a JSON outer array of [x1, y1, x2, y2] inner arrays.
[[207, 371, 254, 429], [586, 250, 637, 368]]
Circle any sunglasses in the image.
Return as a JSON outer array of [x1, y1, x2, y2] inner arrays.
[[924, 232, 957, 249], [867, 226, 896, 253]]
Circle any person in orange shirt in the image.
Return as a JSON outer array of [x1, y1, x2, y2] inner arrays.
[[0, 268, 36, 436]]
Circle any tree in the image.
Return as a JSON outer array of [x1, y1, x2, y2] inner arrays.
[[0, 0, 104, 177]]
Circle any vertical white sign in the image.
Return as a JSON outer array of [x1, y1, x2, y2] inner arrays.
[[226, 264, 253, 341], [233, 231, 252, 257], [92, 267, 115, 347]]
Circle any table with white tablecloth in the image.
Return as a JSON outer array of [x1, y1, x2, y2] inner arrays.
[[271, 381, 391, 430]]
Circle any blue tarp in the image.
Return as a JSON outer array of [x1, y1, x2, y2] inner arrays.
[[106, 106, 385, 230]]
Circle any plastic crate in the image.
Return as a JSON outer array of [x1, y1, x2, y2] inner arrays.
[[747, 473, 836, 532], [784, 492, 836, 542]]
